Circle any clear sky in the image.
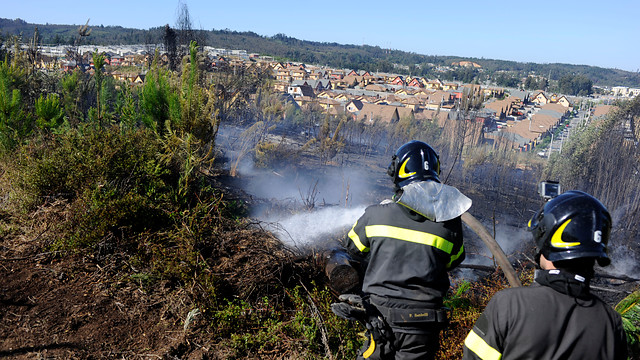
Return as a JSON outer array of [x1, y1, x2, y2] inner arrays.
[[3, 0, 639, 72]]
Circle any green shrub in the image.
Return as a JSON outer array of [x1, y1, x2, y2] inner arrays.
[[254, 141, 299, 168]]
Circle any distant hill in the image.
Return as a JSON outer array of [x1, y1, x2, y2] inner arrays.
[[2, 17, 639, 88]]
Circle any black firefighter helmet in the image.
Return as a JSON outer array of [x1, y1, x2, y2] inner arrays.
[[387, 140, 441, 188], [528, 190, 611, 267]]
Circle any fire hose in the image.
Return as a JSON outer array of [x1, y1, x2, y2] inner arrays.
[[461, 212, 522, 287]]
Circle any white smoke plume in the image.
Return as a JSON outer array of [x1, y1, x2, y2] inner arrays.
[[216, 128, 388, 252], [262, 206, 367, 250], [466, 222, 529, 267]]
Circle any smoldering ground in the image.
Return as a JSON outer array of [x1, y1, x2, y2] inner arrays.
[[226, 151, 383, 252], [216, 125, 639, 283]]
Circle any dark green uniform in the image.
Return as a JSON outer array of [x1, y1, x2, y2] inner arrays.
[[344, 201, 465, 359], [463, 269, 628, 360]]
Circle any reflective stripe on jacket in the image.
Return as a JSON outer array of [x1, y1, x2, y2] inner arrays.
[[344, 201, 464, 305], [462, 283, 628, 360]]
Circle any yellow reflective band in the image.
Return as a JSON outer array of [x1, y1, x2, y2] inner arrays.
[[398, 157, 416, 179], [550, 219, 581, 248], [363, 333, 376, 358], [464, 330, 502, 360], [349, 223, 369, 252], [447, 244, 465, 268], [365, 225, 454, 254]]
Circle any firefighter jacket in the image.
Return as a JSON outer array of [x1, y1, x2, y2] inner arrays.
[[463, 269, 628, 360], [343, 200, 465, 308]]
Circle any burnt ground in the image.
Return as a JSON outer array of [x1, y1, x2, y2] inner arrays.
[[1, 251, 183, 358], [0, 232, 226, 359]]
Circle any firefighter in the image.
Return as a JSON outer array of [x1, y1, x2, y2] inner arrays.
[[332, 140, 472, 360], [462, 190, 628, 360]]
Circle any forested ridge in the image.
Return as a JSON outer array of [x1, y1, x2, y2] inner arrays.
[[2, 17, 640, 88]]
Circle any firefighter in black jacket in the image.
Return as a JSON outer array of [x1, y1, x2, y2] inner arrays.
[[463, 190, 628, 360], [332, 140, 472, 360]]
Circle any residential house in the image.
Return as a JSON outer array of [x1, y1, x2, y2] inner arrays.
[[415, 109, 450, 128], [275, 68, 291, 82], [397, 106, 414, 120], [385, 94, 402, 104], [484, 97, 521, 120], [346, 99, 364, 113], [423, 79, 443, 90], [110, 54, 124, 66], [442, 82, 458, 91], [290, 68, 307, 81], [395, 88, 411, 96], [273, 81, 288, 92], [556, 95, 572, 108], [334, 93, 351, 102], [343, 75, 364, 87], [316, 90, 336, 99], [61, 60, 78, 72], [422, 90, 454, 110], [355, 95, 378, 103], [123, 53, 138, 66], [327, 70, 345, 80], [401, 97, 422, 111], [272, 62, 286, 71], [483, 87, 505, 98], [293, 95, 315, 109], [317, 98, 344, 114], [532, 91, 550, 106], [374, 98, 389, 105], [292, 79, 332, 92], [308, 71, 322, 80], [348, 102, 401, 124], [509, 90, 530, 104], [390, 76, 405, 86], [407, 78, 423, 88], [539, 103, 569, 120], [288, 84, 315, 98], [364, 84, 388, 93], [111, 72, 128, 82]]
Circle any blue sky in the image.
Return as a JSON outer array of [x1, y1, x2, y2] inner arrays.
[[3, 0, 639, 72]]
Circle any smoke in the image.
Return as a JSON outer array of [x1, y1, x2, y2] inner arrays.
[[262, 206, 367, 250], [495, 223, 530, 256], [215, 126, 388, 252], [465, 222, 529, 267], [604, 244, 640, 277]]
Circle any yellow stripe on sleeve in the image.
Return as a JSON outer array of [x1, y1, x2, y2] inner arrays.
[[348, 223, 369, 252], [447, 244, 465, 268], [464, 330, 502, 360]]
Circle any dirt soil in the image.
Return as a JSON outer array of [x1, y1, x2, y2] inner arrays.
[[0, 242, 215, 359]]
